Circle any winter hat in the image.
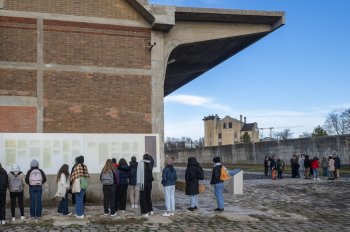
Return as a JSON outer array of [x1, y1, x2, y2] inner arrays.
[[166, 157, 173, 166], [12, 164, 20, 172], [213, 157, 221, 163], [30, 159, 39, 168]]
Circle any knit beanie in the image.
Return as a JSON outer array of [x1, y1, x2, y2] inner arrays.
[[30, 159, 39, 168], [213, 157, 221, 163], [12, 164, 20, 172]]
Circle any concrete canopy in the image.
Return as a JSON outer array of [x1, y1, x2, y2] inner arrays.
[[164, 7, 285, 96]]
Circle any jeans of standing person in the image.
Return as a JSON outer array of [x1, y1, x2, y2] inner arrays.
[[116, 184, 128, 211], [278, 171, 283, 179], [10, 191, 24, 218], [189, 195, 198, 208], [57, 191, 69, 215], [264, 166, 268, 176], [214, 182, 224, 209], [0, 190, 6, 221], [164, 185, 175, 213], [29, 186, 43, 218], [75, 189, 86, 216], [140, 185, 153, 215], [129, 185, 140, 207], [304, 168, 310, 179], [313, 168, 319, 179], [103, 184, 116, 214], [299, 169, 305, 178], [322, 167, 328, 177]]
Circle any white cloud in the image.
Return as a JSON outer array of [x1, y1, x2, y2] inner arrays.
[[165, 94, 232, 112]]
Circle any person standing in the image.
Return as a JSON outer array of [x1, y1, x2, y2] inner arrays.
[[270, 156, 277, 180], [70, 156, 89, 219], [298, 155, 305, 179], [100, 159, 118, 217], [290, 155, 298, 178], [8, 164, 25, 222], [276, 157, 285, 179], [161, 157, 177, 216], [25, 159, 47, 220], [311, 157, 320, 181], [333, 153, 341, 179], [116, 158, 130, 212], [185, 157, 204, 212], [210, 157, 224, 211], [137, 154, 154, 218], [264, 157, 269, 176], [328, 156, 335, 180], [55, 164, 71, 216], [321, 157, 328, 177], [0, 163, 8, 225], [128, 156, 139, 209], [304, 155, 311, 179]]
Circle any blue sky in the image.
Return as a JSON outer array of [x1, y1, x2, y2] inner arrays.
[[150, 0, 350, 139]]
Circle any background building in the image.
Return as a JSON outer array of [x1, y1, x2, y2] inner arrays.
[[203, 114, 259, 146]]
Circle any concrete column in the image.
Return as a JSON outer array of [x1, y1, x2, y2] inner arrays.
[[36, 17, 44, 133]]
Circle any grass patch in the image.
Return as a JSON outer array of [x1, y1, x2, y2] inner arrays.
[[36, 219, 54, 228]]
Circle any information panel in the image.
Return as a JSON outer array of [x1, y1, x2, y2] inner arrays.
[[0, 133, 160, 174]]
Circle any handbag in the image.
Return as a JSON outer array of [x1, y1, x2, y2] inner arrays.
[[72, 178, 81, 193], [80, 176, 89, 190]]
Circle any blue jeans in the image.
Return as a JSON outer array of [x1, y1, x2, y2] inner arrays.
[[75, 189, 86, 216], [58, 191, 69, 215], [189, 195, 198, 208], [164, 185, 175, 212], [323, 167, 328, 177], [313, 168, 319, 178], [29, 186, 42, 218], [214, 182, 224, 209]]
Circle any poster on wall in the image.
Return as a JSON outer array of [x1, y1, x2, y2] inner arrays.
[[0, 133, 160, 174]]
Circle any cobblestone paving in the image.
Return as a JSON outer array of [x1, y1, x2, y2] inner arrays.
[[1, 173, 349, 231]]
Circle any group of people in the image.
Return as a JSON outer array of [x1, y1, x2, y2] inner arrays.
[[264, 153, 341, 180], [0, 154, 229, 225]]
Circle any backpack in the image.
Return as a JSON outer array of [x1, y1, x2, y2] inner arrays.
[[80, 176, 89, 189], [220, 166, 231, 181], [101, 171, 114, 185], [10, 172, 23, 192], [29, 169, 43, 186]]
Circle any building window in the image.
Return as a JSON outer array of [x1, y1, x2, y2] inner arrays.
[[229, 122, 232, 128], [218, 133, 222, 139], [223, 123, 226, 129]]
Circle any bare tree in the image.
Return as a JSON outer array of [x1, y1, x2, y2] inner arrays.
[[324, 109, 350, 135], [299, 132, 312, 138], [275, 129, 294, 140]]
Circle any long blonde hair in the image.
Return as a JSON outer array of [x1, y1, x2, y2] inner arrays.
[[102, 159, 114, 172]]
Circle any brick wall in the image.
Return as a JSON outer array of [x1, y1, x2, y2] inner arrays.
[[43, 20, 151, 68], [0, 106, 37, 132], [0, 69, 37, 96], [0, 16, 37, 62], [43, 71, 152, 133], [4, 0, 145, 22]]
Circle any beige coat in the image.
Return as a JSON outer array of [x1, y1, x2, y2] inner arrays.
[[55, 173, 70, 198], [328, 159, 335, 172]]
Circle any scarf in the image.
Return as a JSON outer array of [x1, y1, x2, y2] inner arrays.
[[137, 159, 151, 191], [214, 162, 221, 167]]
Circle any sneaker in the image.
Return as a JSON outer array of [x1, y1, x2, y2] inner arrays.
[[149, 211, 153, 215], [75, 215, 84, 219], [193, 206, 198, 210], [65, 213, 72, 216], [104, 213, 109, 216], [135, 205, 139, 209], [1, 220, 6, 225], [170, 212, 175, 216], [110, 213, 117, 217], [21, 216, 25, 220], [12, 217, 15, 222], [317, 178, 320, 180], [162, 212, 171, 217], [120, 210, 125, 213], [142, 213, 149, 218], [186, 207, 194, 212], [214, 208, 224, 212], [131, 205, 135, 209]]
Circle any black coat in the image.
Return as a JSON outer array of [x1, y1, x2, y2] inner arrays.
[[334, 157, 341, 169], [185, 158, 204, 195], [0, 168, 8, 191], [144, 157, 154, 187], [210, 165, 223, 185], [128, 161, 138, 186]]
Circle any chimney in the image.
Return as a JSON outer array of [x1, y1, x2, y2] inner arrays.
[[244, 117, 246, 124], [240, 115, 242, 122]]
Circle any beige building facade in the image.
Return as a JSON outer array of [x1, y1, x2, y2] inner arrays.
[[203, 115, 259, 147]]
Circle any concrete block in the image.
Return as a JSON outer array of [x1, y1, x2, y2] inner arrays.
[[228, 169, 243, 194]]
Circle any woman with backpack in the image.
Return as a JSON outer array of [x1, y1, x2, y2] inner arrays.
[[116, 158, 130, 213], [8, 164, 25, 222], [70, 156, 89, 219], [161, 157, 177, 216], [55, 164, 71, 216], [185, 157, 204, 212], [0, 162, 8, 225], [25, 159, 47, 220], [137, 154, 154, 218], [100, 159, 118, 217], [128, 156, 139, 209]]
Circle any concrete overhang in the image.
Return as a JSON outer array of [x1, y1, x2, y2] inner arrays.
[[164, 7, 285, 96]]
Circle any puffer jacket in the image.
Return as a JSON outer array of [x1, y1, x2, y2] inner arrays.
[[117, 165, 131, 185], [185, 158, 204, 195], [162, 165, 177, 186]]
